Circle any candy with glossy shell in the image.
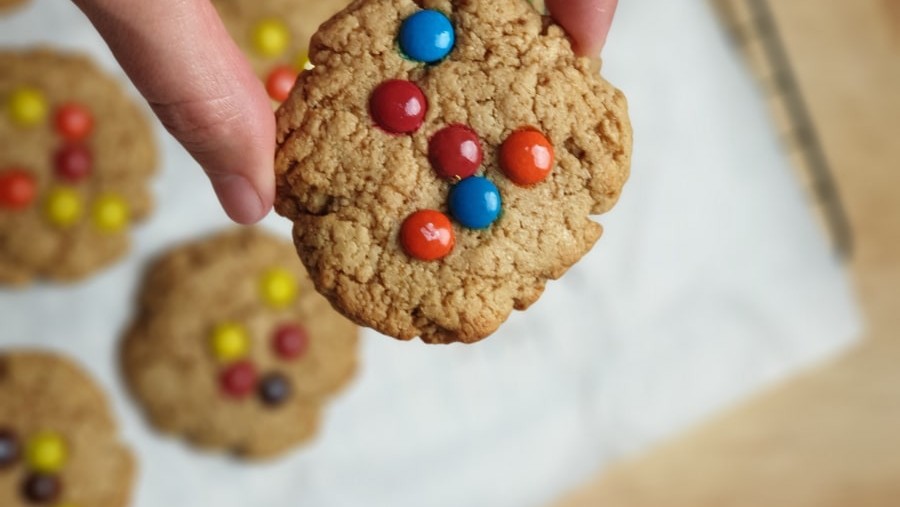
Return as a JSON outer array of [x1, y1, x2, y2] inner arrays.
[[259, 267, 298, 309], [272, 323, 309, 360], [499, 129, 555, 186], [220, 361, 258, 399], [0, 169, 37, 210], [210, 322, 250, 362], [7, 87, 47, 127], [54, 103, 94, 141], [428, 125, 483, 181], [369, 80, 427, 134], [53, 144, 92, 183], [25, 432, 67, 473], [398, 10, 455, 63], [21, 473, 62, 503], [258, 372, 292, 407], [265, 65, 299, 102], [449, 176, 502, 229], [91, 194, 130, 233], [44, 187, 82, 228], [0, 429, 20, 469], [252, 19, 290, 58], [400, 209, 455, 261]]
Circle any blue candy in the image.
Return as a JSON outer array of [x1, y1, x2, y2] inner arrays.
[[399, 10, 455, 64], [449, 176, 502, 230]]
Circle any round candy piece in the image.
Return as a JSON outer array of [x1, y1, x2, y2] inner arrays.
[[259, 267, 298, 309], [369, 80, 427, 135], [265, 65, 298, 102], [219, 361, 258, 399], [499, 129, 555, 186], [428, 125, 483, 181], [252, 18, 290, 58], [55, 103, 94, 141], [398, 10, 455, 63], [210, 322, 250, 363], [22, 473, 62, 504], [91, 194, 130, 233], [0, 169, 37, 210], [258, 372, 292, 407], [53, 144, 92, 183], [400, 210, 455, 261], [449, 176, 502, 229], [7, 87, 47, 127], [272, 323, 309, 360], [25, 431, 67, 473], [0, 429, 20, 469], [44, 187, 82, 228]]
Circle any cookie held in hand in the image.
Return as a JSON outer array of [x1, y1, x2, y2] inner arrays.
[[275, 0, 632, 344]]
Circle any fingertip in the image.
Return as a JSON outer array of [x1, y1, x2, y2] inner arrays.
[[546, 0, 618, 56], [209, 172, 271, 224]]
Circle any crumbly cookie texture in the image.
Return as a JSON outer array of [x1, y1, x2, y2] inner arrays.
[[274, 0, 632, 344], [0, 351, 135, 507], [0, 49, 157, 285], [123, 228, 358, 459]]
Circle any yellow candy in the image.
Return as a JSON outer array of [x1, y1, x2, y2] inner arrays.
[[7, 87, 47, 127], [252, 19, 290, 58], [209, 322, 250, 362], [26, 432, 67, 473], [92, 194, 130, 233], [45, 187, 82, 228], [260, 267, 297, 308], [296, 51, 314, 71]]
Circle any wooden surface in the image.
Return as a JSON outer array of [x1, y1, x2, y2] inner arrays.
[[555, 0, 900, 505]]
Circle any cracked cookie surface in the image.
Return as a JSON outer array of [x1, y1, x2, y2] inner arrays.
[[122, 228, 358, 459], [275, 0, 632, 344]]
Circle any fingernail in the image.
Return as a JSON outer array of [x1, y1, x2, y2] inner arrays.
[[209, 173, 268, 224]]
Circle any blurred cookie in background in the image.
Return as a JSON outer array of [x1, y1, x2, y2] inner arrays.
[[211, 0, 349, 103], [0, 350, 135, 507], [0, 0, 28, 15], [0, 49, 157, 285], [122, 228, 358, 459]]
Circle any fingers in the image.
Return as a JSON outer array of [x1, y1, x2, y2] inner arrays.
[[73, 0, 275, 224], [546, 0, 619, 56]]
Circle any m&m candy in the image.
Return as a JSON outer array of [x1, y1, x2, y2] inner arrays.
[[53, 144, 92, 183], [251, 19, 290, 58], [0, 429, 20, 469], [44, 187, 82, 228], [220, 361, 258, 399], [400, 210, 454, 261], [370, 80, 427, 134], [25, 432, 67, 473], [7, 87, 47, 127], [55, 103, 94, 141], [499, 129, 554, 186], [448, 176, 502, 229], [398, 10, 455, 63], [265, 65, 298, 102], [210, 322, 250, 363], [92, 194, 130, 233], [0, 169, 37, 210], [260, 267, 298, 309], [272, 323, 309, 360], [22, 473, 62, 503], [258, 372, 292, 407], [428, 125, 483, 181]]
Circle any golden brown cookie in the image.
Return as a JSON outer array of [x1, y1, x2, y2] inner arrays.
[[0, 49, 157, 285], [122, 228, 358, 459], [274, 0, 632, 344], [0, 351, 135, 507], [0, 0, 28, 14], [211, 0, 349, 103]]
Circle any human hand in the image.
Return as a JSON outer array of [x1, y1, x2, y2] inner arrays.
[[546, 0, 619, 56]]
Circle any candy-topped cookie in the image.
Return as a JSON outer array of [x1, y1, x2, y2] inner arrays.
[[274, 0, 632, 344], [0, 351, 135, 507], [211, 0, 350, 103], [0, 50, 157, 285], [122, 228, 358, 458]]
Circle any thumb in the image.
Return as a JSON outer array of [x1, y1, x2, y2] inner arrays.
[[546, 0, 619, 57], [73, 0, 275, 224]]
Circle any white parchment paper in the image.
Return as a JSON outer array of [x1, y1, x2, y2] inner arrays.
[[0, 1, 860, 506]]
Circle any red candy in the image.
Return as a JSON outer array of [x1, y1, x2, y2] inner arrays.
[[54, 103, 94, 142], [265, 65, 298, 102], [499, 129, 555, 186], [428, 125, 483, 181], [220, 361, 258, 399], [0, 169, 37, 210], [400, 210, 455, 261], [53, 145, 92, 182], [369, 80, 427, 134], [272, 323, 309, 360]]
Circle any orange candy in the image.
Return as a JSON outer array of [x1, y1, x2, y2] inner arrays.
[[0, 169, 37, 210], [499, 129, 555, 186], [400, 210, 455, 261], [265, 65, 298, 102], [55, 103, 94, 141]]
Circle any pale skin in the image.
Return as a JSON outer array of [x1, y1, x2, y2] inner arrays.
[[73, 0, 619, 224]]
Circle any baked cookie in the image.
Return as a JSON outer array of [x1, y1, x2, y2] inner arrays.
[[122, 228, 358, 458], [0, 351, 135, 507], [274, 0, 632, 344], [0, 50, 157, 285], [0, 0, 28, 14], [212, 0, 349, 103]]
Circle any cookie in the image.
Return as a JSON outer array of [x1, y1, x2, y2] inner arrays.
[[273, 0, 633, 344], [0, 49, 157, 285], [211, 0, 349, 103], [0, 351, 135, 507], [0, 0, 28, 14], [122, 228, 358, 458]]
